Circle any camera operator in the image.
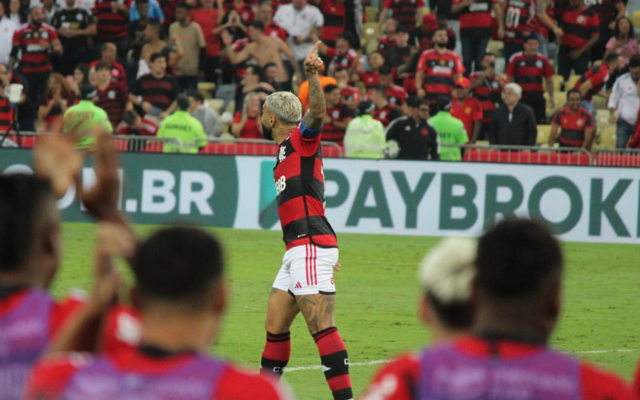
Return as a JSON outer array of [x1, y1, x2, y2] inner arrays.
[[469, 52, 507, 141]]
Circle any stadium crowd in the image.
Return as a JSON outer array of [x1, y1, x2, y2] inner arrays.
[[1, 0, 640, 159]]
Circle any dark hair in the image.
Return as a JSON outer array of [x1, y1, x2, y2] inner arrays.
[[263, 62, 277, 70], [176, 2, 190, 11], [176, 94, 190, 110], [247, 65, 265, 81], [524, 34, 539, 43], [150, 52, 166, 64], [100, 42, 114, 53], [250, 20, 265, 31], [606, 53, 621, 64], [483, 52, 495, 58], [123, 109, 140, 125], [131, 227, 224, 309], [369, 85, 387, 98], [95, 61, 110, 71], [476, 219, 563, 298], [378, 65, 392, 76], [0, 175, 55, 272], [74, 63, 90, 85], [137, 0, 149, 4], [339, 31, 356, 48], [189, 91, 204, 104], [427, 293, 474, 329], [148, 20, 162, 34], [334, 66, 347, 74], [414, 97, 429, 108], [566, 88, 581, 100], [629, 55, 640, 69], [432, 27, 448, 38], [324, 84, 339, 94], [614, 16, 634, 39]]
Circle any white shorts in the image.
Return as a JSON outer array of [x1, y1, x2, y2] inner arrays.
[[272, 244, 339, 296]]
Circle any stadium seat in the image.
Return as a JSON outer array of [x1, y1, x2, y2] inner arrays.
[[361, 22, 379, 54], [631, 11, 640, 34], [592, 96, 607, 109], [206, 99, 224, 114], [198, 82, 216, 99], [420, 7, 430, 18], [225, 100, 236, 115], [487, 40, 504, 57], [598, 126, 617, 149], [545, 91, 565, 116], [537, 124, 552, 144], [365, 6, 378, 23], [566, 75, 580, 91], [549, 75, 564, 92]]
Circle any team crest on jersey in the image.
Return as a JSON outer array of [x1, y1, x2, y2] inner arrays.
[[112, 68, 119, 77], [577, 119, 584, 127], [332, 110, 340, 118], [421, 128, 429, 136], [77, 13, 84, 20], [108, 90, 115, 99], [278, 145, 286, 162], [577, 15, 586, 24], [536, 60, 543, 68], [465, 107, 471, 114]]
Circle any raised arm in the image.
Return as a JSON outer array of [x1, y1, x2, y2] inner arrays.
[[303, 41, 326, 130]]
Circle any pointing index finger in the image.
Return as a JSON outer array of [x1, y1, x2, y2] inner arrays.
[[310, 40, 322, 54]]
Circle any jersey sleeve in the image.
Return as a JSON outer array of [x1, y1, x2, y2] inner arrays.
[[292, 119, 322, 156], [100, 305, 142, 355], [325, 47, 338, 58], [25, 353, 91, 400], [585, 111, 593, 128], [543, 58, 554, 78], [505, 58, 515, 77], [50, 292, 86, 337], [580, 362, 633, 400], [383, 0, 392, 8], [360, 355, 419, 400], [551, 109, 562, 126], [473, 100, 483, 121], [215, 367, 293, 400], [416, 51, 428, 71]]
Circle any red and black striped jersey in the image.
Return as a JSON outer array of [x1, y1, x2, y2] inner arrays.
[[505, 52, 553, 97], [265, 21, 288, 41], [366, 85, 407, 106], [119, 117, 158, 136], [326, 47, 359, 70], [322, 103, 353, 145], [225, 1, 254, 25], [373, 103, 402, 127], [504, 0, 538, 44], [403, 72, 417, 95], [417, 49, 465, 101], [551, 106, 593, 147], [358, 70, 380, 88], [95, 81, 128, 128], [12, 24, 58, 74], [383, 0, 425, 30], [560, 7, 599, 49], [470, 72, 506, 123], [0, 97, 12, 133], [274, 122, 337, 250], [89, 60, 127, 86], [586, 0, 622, 27], [94, 0, 131, 41], [340, 86, 361, 104], [574, 64, 609, 101], [320, 0, 346, 47], [454, 0, 497, 37], [131, 74, 178, 111]]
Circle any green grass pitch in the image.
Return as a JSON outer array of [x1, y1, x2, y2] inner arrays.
[[54, 223, 640, 399]]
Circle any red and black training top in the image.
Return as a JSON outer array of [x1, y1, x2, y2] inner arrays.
[[454, 0, 497, 37], [417, 49, 465, 102], [94, 0, 131, 41], [372, 103, 402, 127], [0, 97, 12, 133], [274, 121, 337, 250], [574, 63, 609, 101], [319, 0, 347, 48], [503, 0, 538, 45], [95, 81, 128, 128], [131, 74, 178, 112], [506, 52, 553, 98], [470, 72, 506, 123], [551, 106, 593, 147], [560, 7, 599, 50], [383, 0, 425, 31], [12, 24, 59, 75], [322, 103, 353, 145]]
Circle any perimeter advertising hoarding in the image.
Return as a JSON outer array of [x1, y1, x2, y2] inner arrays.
[[1, 150, 638, 244]]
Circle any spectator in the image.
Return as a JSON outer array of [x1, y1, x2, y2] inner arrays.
[[361, 218, 632, 400], [333, 66, 361, 112], [223, 21, 301, 86], [298, 69, 336, 110], [379, 25, 412, 69], [37, 72, 76, 129], [234, 65, 275, 113], [377, 17, 398, 49], [69, 64, 90, 96], [489, 82, 537, 146], [188, 91, 222, 139], [94, 0, 131, 61], [7, 0, 28, 24], [411, 13, 438, 53], [450, 77, 482, 143], [94, 61, 129, 129], [0, 62, 36, 131], [574, 53, 621, 133], [130, 52, 178, 119], [357, 51, 386, 88], [127, 0, 153, 81], [378, 0, 424, 32], [314, 0, 349, 48], [157, 94, 206, 153], [386, 96, 440, 160], [505, 35, 554, 124], [42, 0, 59, 24], [129, 0, 163, 22], [225, 0, 254, 26], [502, 0, 561, 63], [437, 13, 457, 51], [139, 20, 166, 65], [588, 0, 625, 62], [452, 0, 504, 75], [603, 17, 638, 66], [0, 76, 12, 133], [232, 91, 263, 139], [264, 62, 285, 92], [51, 0, 95, 76], [470, 52, 506, 141], [429, 95, 468, 161], [0, 3, 19, 65], [190, 0, 223, 85], [273, 0, 324, 80], [120, 108, 158, 135], [558, 0, 599, 81], [169, 3, 205, 94], [608, 55, 640, 148], [257, 1, 287, 41], [370, 85, 402, 127], [415, 28, 464, 104], [322, 83, 353, 145], [10, 7, 63, 103], [548, 89, 594, 150], [317, 31, 360, 74], [369, 65, 407, 107], [90, 43, 127, 86], [344, 100, 386, 159]]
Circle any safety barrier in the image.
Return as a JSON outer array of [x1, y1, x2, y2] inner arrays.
[[440, 144, 594, 166], [192, 138, 345, 158], [593, 149, 640, 167]]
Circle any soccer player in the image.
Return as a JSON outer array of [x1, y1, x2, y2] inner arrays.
[[259, 41, 353, 400], [63, 84, 113, 149], [26, 226, 290, 400], [548, 89, 594, 150], [361, 218, 633, 400]]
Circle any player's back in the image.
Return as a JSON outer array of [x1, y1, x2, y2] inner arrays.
[[26, 345, 291, 400]]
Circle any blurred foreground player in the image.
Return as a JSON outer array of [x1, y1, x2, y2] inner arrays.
[[259, 42, 353, 400], [26, 226, 290, 400], [362, 219, 632, 400]]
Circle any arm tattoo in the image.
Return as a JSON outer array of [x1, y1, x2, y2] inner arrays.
[[304, 73, 325, 130]]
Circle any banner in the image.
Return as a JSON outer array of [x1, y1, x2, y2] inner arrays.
[[2, 150, 639, 244]]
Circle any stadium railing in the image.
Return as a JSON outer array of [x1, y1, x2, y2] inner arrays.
[[440, 143, 594, 166], [594, 149, 640, 167], [189, 138, 345, 158]]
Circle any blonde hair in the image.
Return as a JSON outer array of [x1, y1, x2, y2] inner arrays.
[[242, 92, 261, 117], [47, 73, 73, 96], [264, 91, 302, 124]]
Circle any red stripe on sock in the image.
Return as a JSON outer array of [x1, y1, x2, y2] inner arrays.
[[327, 375, 352, 392], [262, 337, 291, 361], [315, 328, 345, 356]]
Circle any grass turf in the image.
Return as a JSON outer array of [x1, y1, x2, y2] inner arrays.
[[54, 223, 640, 399]]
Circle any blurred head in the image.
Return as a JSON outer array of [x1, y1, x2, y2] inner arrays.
[[243, 65, 263, 85], [357, 100, 375, 116], [368, 52, 385, 70], [395, 26, 409, 47], [615, 17, 634, 37], [149, 53, 167, 76], [324, 84, 341, 107], [629, 55, 640, 82], [101, 43, 117, 62], [566, 89, 581, 112], [369, 85, 388, 107], [188, 91, 204, 113], [384, 18, 398, 35], [175, 3, 191, 23], [95, 61, 111, 83], [137, 0, 150, 17], [292, 0, 306, 10], [480, 52, 496, 70], [144, 21, 162, 40], [378, 65, 393, 88], [436, 13, 448, 28], [9, 0, 20, 14], [523, 35, 539, 56], [64, 0, 75, 8], [0, 175, 61, 289], [605, 53, 621, 70], [337, 32, 356, 51], [419, 237, 477, 340], [248, 21, 265, 41], [475, 219, 563, 341], [47, 73, 71, 94], [433, 28, 448, 48], [502, 82, 522, 107], [258, 2, 273, 23], [0, 2, 5, 17], [454, 77, 470, 100], [201, 0, 214, 8], [42, 0, 53, 8], [333, 66, 349, 85], [421, 14, 438, 32], [176, 94, 190, 111], [262, 91, 302, 140], [243, 91, 261, 116], [29, 6, 44, 26], [409, 97, 430, 122], [123, 109, 142, 128], [73, 63, 90, 86], [0, 63, 11, 87], [264, 63, 278, 81], [88, 66, 97, 86], [131, 227, 227, 340], [569, 0, 583, 8]]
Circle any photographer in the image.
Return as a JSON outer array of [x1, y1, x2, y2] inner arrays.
[[470, 52, 507, 141]]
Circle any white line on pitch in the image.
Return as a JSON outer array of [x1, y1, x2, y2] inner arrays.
[[284, 348, 640, 373]]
